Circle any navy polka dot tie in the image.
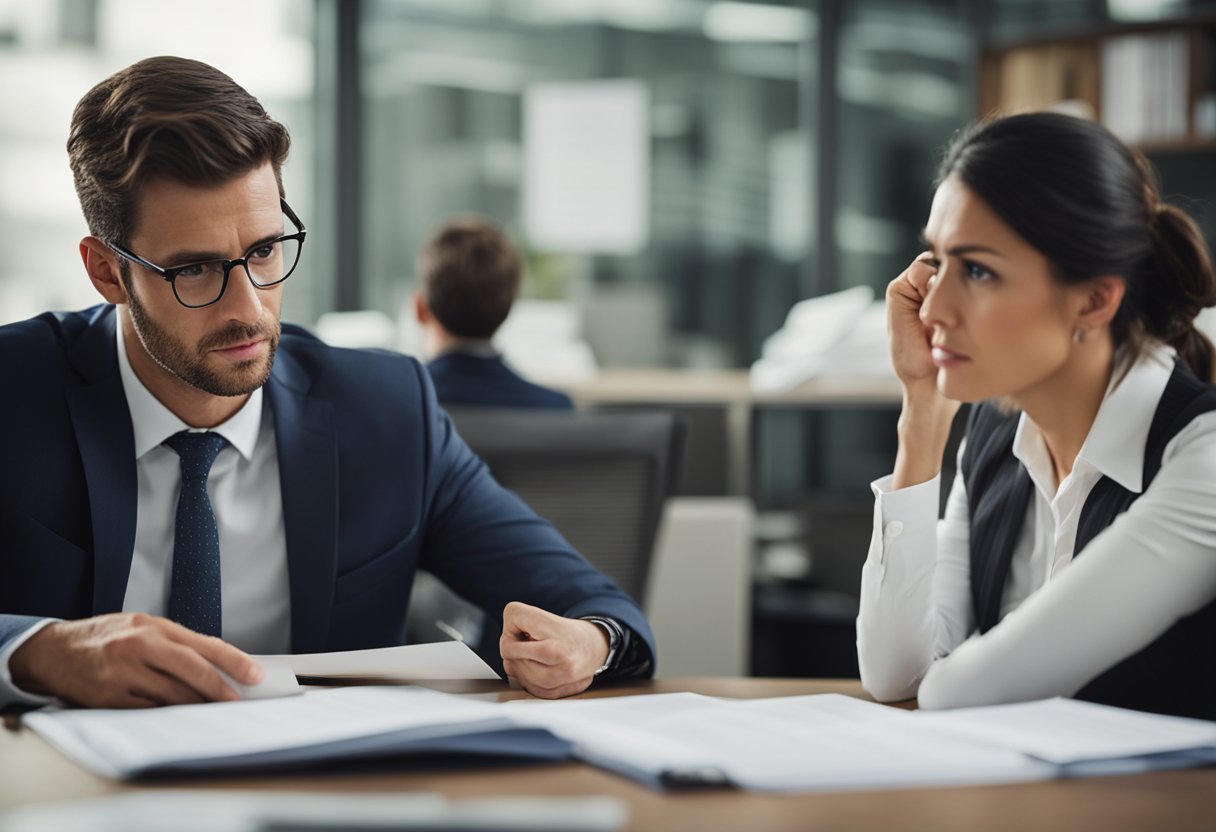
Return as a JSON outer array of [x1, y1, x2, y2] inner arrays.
[[164, 431, 228, 637]]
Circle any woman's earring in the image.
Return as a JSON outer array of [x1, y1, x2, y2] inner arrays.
[[1073, 328, 1086, 344]]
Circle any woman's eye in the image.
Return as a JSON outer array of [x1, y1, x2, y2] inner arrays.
[[965, 261, 995, 281]]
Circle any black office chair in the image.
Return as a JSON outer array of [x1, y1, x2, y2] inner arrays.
[[405, 408, 684, 657]]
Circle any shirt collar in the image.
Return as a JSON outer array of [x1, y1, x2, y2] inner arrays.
[[1012, 342, 1175, 495], [115, 317, 264, 461], [434, 341, 500, 361], [1012, 412, 1057, 500]]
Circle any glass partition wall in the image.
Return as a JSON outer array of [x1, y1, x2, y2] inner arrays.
[[0, 0, 317, 326], [360, 0, 818, 368]]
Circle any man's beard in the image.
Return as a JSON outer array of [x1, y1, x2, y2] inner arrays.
[[124, 275, 280, 397]]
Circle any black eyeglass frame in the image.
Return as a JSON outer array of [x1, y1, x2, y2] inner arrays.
[[105, 198, 307, 309]]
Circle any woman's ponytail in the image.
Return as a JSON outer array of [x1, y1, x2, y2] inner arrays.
[[1145, 202, 1216, 382]]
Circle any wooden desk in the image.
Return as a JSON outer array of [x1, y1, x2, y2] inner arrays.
[[539, 369, 903, 495], [2, 678, 1212, 832]]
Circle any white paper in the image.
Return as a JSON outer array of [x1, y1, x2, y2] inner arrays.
[[523, 80, 650, 254], [749, 287, 880, 391], [0, 791, 627, 832], [22, 686, 1216, 794], [913, 697, 1216, 765], [511, 693, 1051, 792], [686, 715, 1050, 792], [23, 686, 514, 780], [256, 641, 501, 680], [215, 662, 301, 700]]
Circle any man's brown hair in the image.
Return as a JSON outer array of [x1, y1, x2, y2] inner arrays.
[[418, 218, 522, 340], [67, 55, 291, 247]]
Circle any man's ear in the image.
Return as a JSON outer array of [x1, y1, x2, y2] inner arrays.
[[1074, 275, 1125, 332], [80, 237, 129, 305], [413, 291, 432, 325]]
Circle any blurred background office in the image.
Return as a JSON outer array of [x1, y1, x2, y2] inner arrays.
[[3, 0, 1215, 677]]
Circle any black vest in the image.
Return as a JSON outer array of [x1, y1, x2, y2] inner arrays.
[[961, 362, 1216, 720]]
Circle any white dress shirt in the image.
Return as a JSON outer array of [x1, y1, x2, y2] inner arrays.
[[0, 322, 291, 705], [857, 343, 1216, 708]]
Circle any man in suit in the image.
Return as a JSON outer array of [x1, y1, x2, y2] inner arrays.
[[413, 219, 574, 410], [0, 57, 652, 710]]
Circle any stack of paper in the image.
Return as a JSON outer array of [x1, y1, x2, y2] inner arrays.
[[22, 689, 1216, 792], [507, 693, 1052, 791], [23, 687, 567, 780], [749, 286, 884, 391]]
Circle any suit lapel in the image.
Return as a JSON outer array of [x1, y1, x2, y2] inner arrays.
[[63, 307, 139, 615], [267, 348, 338, 653]]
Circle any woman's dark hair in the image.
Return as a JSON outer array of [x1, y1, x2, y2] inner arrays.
[[937, 112, 1216, 382]]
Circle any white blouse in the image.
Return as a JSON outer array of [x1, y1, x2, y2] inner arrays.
[[856, 343, 1216, 708]]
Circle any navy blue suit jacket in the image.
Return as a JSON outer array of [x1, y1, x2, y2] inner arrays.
[[426, 351, 574, 410], [0, 306, 652, 665]]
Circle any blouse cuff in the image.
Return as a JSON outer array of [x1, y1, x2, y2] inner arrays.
[[871, 473, 941, 523], [867, 473, 942, 567]]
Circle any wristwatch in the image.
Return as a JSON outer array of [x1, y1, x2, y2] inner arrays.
[[581, 616, 621, 676]]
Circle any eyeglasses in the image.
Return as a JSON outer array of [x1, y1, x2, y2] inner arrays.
[[106, 199, 307, 309]]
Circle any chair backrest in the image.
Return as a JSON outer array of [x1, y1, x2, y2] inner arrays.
[[645, 497, 755, 677], [446, 407, 684, 605]]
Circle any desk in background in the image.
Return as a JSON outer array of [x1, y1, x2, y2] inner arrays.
[[2, 678, 1211, 832], [540, 369, 902, 497]]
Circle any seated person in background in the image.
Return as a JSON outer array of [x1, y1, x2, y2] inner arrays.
[[857, 112, 1216, 720], [0, 56, 652, 711], [413, 218, 574, 410]]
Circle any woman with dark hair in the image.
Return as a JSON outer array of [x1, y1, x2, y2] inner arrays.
[[856, 112, 1216, 720]]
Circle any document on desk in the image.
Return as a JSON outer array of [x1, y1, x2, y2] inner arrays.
[[22, 686, 568, 780], [22, 688, 1216, 790], [507, 693, 1055, 792], [256, 641, 501, 680], [507, 693, 1216, 791], [912, 697, 1216, 775]]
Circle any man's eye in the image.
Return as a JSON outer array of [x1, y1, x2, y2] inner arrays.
[[250, 244, 277, 260], [173, 261, 223, 279]]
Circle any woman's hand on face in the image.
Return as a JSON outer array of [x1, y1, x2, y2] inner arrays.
[[887, 253, 959, 489], [886, 254, 940, 393]]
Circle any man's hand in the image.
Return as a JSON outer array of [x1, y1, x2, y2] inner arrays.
[[8, 613, 263, 708], [499, 601, 609, 699]]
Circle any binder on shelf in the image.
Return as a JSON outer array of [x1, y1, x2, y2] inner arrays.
[[980, 19, 1214, 152], [1102, 32, 1190, 144]]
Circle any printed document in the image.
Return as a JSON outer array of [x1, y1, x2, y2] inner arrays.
[[22, 689, 1216, 792]]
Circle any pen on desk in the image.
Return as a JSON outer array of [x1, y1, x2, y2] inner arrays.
[[658, 766, 731, 789]]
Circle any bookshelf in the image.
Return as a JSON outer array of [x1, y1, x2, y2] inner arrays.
[[978, 15, 1216, 153]]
